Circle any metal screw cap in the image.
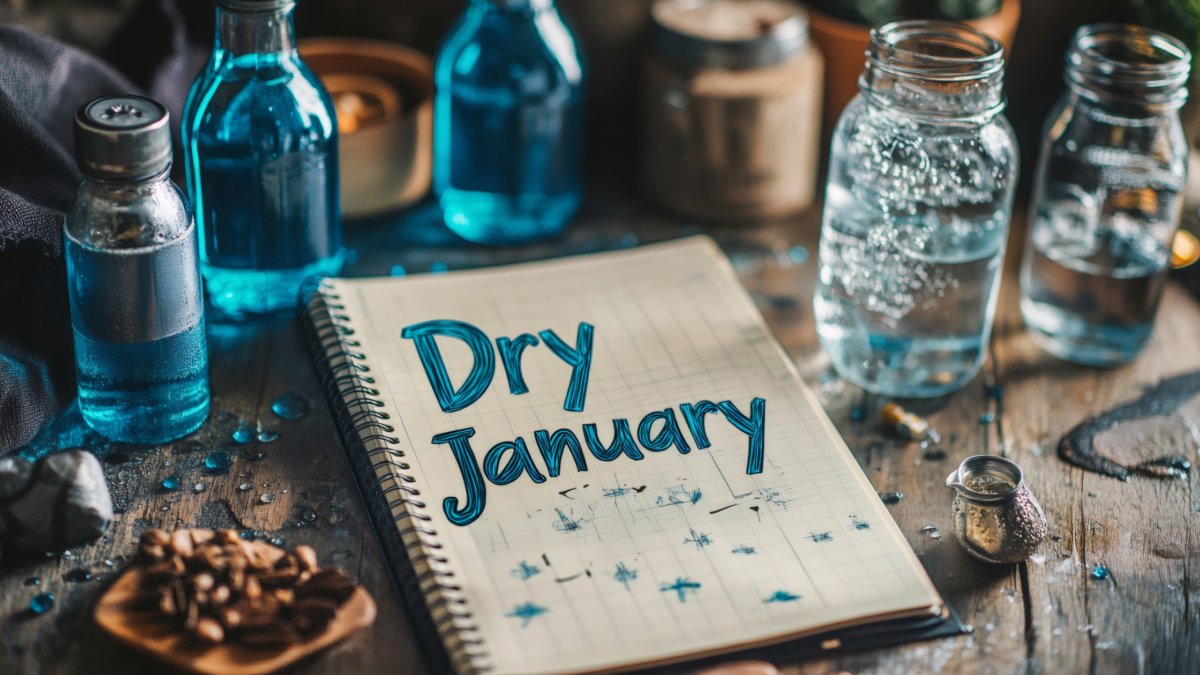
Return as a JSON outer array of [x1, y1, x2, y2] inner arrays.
[[73, 95, 171, 181]]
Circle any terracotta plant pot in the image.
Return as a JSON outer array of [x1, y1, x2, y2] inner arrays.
[[806, 0, 1021, 135], [298, 37, 434, 220]]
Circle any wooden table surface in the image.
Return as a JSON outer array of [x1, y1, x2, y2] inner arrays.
[[5, 182, 1200, 675]]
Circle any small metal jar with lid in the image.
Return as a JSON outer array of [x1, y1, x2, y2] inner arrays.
[[642, 0, 823, 220]]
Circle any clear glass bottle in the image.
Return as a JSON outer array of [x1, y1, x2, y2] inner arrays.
[[434, 0, 586, 245], [67, 96, 209, 443], [183, 0, 343, 320], [1020, 25, 1190, 366], [814, 21, 1018, 397]]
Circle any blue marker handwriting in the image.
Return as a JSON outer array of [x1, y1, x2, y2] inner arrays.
[[552, 508, 585, 533], [765, 590, 801, 603], [807, 532, 833, 543], [684, 529, 713, 550], [732, 545, 757, 555], [660, 577, 702, 603], [401, 319, 769, 527], [505, 602, 549, 627], [603, 487, 631, 498], [613, 562, 637, 589], [511, 561, 541, 580], [850, 516, 870, 530]]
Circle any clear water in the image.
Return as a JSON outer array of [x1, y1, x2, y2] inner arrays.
[[1018, 95, 1183, 366], [184, 48, 342, 319], [434, 0, 585, 245], [75, 321, 209, 444], [815, 99, 1016, 397], [1021, 213, 1169, 366]]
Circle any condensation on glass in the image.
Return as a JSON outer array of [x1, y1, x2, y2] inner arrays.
[[814, 21, 1019, 397]]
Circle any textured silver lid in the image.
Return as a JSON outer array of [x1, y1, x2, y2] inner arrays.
[[651, 0, 808, 69], [74, 95, 171, 181]]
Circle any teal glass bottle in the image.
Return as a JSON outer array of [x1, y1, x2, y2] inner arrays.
[[66, 96, 210, 443], [183, 0, 342, 320], [434, 0, 586, 245]]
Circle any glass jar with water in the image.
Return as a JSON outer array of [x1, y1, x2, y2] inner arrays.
[[814, 21, 1018, 397], [1020, 25, 1190, 366]]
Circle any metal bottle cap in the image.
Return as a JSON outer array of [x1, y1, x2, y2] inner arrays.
[[74, 95, 171, 181], [651, 0, 808, 70]]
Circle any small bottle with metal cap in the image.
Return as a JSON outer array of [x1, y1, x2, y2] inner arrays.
[[67, 95, 210, 443]]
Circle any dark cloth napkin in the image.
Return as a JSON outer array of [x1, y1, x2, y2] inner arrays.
[[0, 0, 194, 454]]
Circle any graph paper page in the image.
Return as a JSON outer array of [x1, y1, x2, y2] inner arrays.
[[330, 237, 941, 675]]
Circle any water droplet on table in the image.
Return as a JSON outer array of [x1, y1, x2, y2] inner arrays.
[[61, 550, 72, 561], [979, 412, 996, 424], [64, 568, 93, 582], [24, 577, 39, 586], [301, 507, 317, 523], [29, 593, 54, 615], [257, 430, 280, 443], [1091, 563, 1110, 580], [269, 536, 285, 546], [239, 530, 255, 540], [880, 492, 903, 505], [232, 426, 254, 444], [241, 450, 266, 461], [272, 393, 309, 420], [260, 493, 275, 504], [205, 451, 232, 471], [922, 525, 943, 541], [103, 559, 115, 567], [193, 482, 209, 493], [162, 475, 181, 490], [851, 407, 865, 420], [239, 482, 254, 491]]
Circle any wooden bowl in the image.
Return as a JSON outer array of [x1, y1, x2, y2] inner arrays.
[[299, 37, 434, 220], [95, 535, 377, 675]]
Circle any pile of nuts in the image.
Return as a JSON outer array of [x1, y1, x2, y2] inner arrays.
[[136, 528, 357, 647]]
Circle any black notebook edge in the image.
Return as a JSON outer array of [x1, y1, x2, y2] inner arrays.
[[299, 276, 967, 675]]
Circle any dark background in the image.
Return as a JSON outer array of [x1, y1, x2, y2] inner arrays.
[[0, 0, 1163, 197]]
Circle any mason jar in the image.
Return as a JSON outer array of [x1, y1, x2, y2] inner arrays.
[[1020, 25, 1190, 366], [814, 21, 1019, 397]]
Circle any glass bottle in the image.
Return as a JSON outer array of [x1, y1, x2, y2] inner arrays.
[[183, 0, 343, 320], [814, 21, 1018, 398], [434, 0, 586, 245], [1020, 25, 1190, 366], [66, 95, 210, 443]]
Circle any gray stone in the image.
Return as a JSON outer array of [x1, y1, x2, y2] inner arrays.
[[0, 449, 113, 553], [0, 456, 34, 500]]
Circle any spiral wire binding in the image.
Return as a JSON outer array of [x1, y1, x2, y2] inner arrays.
[[298, 278, 492, 675]]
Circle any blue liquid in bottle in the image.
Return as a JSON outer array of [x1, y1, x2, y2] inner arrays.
[[67, 95, 210, 443], [183, 0, 342, 319], [434, 0, 586, 245]]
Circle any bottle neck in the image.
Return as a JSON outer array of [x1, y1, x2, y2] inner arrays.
[[859, 20, 1006, 123], [214, 2, 297, 59], [1065, 24, 1190, 116]]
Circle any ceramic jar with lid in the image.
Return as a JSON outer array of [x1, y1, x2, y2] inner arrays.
[[643, 0, 823, 220]]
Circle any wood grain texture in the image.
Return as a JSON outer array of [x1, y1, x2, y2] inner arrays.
[[3, 184, 1199, 674]]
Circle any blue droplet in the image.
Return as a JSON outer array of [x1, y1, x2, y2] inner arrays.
[[851, 407, 865, 420], [162, 475, 181, 490], [29, 593, 54, 615], [257, 431, 280, 443], [205, 452, 233, 472], [1091, 563, 1110, 580], [272, 393, 308, 421], [880, 492, 903, 505], [431, 262, 449, 274], [390, 264, 407, 277], [985, 384, 1004, 400], [788, 246, 809, 265], [239, 530, 256, 540], [979, 412, 996, 424], [232, 427, 253, 443]]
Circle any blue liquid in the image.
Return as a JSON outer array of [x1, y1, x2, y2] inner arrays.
[[434, 0, 585, 245], [184, 49, 342, 319], [74, 322, 210, 444]]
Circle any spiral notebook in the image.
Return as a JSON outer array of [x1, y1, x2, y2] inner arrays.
[[300, 237, 952, 675]]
